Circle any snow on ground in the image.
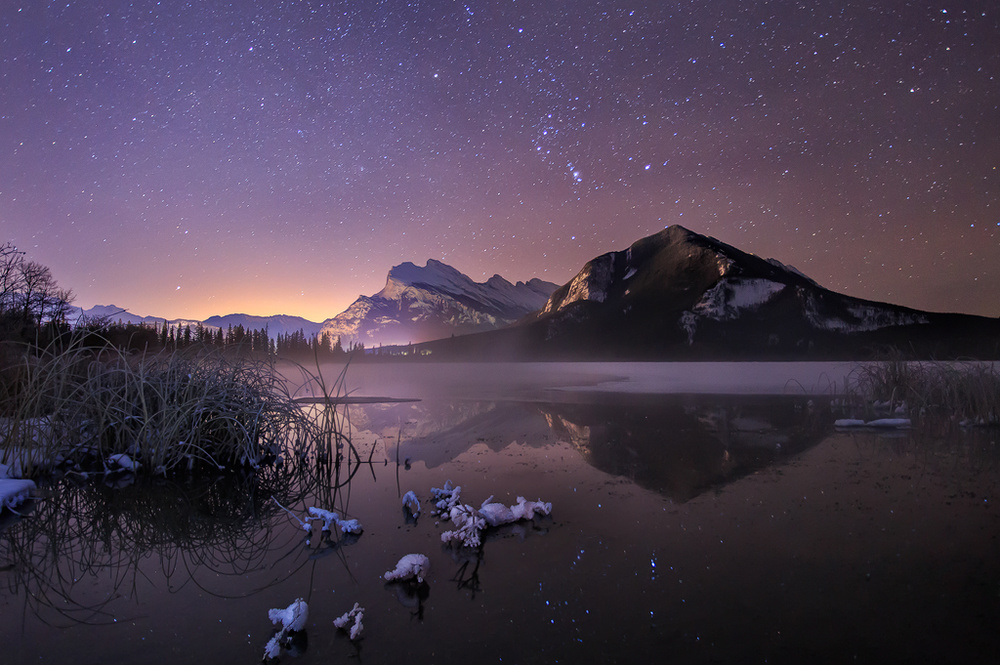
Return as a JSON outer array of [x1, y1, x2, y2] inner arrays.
[[0, 478, 35, 511], [835, 418, 912, 429]]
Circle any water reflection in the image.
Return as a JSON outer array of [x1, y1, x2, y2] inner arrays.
[[370, 394, 831, 501], [0, 469, 306, 627], [538, 394, 830, 500], [2, 387, 998, 664]]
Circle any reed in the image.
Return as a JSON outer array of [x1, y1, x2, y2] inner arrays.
[[0, 471, 305, 626], [845, 356, 1000, 427], [0, 333, 312, 477]]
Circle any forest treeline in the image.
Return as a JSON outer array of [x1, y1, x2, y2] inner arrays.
[[0, 242, 360, 361], [73, 319, 362, 361]]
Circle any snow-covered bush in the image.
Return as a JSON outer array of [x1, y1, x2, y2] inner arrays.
[[306, 506, 363, 534], [430, 480, 461, 514], [263, 598, 309, 660], [333, 602, 365, 641], [402, 489, 421, 518], [438, 493, 552, 549], [441, 503, 487, 548]]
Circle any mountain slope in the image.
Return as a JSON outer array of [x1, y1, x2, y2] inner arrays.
[[320, 259, 558, 347], [417, 225, 1000, 360]]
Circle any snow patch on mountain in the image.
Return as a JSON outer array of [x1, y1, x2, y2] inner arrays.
[[804, 295, 930, 332], [693, 278, 786, 321]]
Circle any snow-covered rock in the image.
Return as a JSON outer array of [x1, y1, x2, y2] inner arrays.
[[106, 453, 140, 473], [834, 419, 867, 428], [0, 478, 35, 511], [478, 498, 515, 527], [384, 553, 430, 583]]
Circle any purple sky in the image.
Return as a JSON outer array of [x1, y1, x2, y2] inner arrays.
[[2, 1, 998, 321]]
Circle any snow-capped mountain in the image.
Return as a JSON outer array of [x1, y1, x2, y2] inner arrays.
[[68, 305, 321, 340], [417, 225, 1000, 360], [537, 225, 930, 339], [68, 304, 204, 329], [319, 259, 558, 348]]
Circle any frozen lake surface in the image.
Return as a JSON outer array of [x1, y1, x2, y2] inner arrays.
[[2, 363, 998, 663]]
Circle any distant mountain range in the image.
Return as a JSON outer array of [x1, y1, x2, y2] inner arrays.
[[67, 304, 205, 330], [70, 226, 999, 359], [69, 261, 558, 348], [416, 225, 1000, 360], [67, 304, 324, 339]]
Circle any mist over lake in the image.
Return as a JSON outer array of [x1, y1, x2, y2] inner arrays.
[[303, 360, 859, 400]]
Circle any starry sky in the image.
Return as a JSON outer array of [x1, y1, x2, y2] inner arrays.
[[1, 1, 998, 322]]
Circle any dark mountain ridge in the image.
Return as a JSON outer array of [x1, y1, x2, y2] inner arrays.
[[416, 226, 1000, 360]]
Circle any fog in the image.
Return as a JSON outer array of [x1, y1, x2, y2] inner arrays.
[[297, 360, 857, 401]]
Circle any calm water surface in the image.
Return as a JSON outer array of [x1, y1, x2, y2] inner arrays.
[[2, 363, 998, 664]]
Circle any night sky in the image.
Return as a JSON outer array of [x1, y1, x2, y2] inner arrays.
[[2, 1, 998, 321]]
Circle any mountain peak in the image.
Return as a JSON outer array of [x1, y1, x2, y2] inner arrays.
[[323, 259, 558, 347], [382, 259, 474, 299]]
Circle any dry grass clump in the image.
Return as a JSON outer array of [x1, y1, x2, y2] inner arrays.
[[846, 357, 1000, 427], [0, 335, 310, 477]]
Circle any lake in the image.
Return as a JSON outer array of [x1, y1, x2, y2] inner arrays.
[[2, 362, 998, 663]]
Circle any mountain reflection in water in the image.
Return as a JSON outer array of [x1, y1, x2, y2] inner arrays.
[[359, 394, 829, 502], [4, 379, 999, 665]]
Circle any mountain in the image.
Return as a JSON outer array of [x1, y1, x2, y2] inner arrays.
[[416, 225, 1000, 360], [68, 305, 321, 340], [201, 314, 323, 339], [319, 259, 559, 348], [68, 304, 203, 329]]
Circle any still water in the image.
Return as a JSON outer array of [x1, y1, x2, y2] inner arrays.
[[2, 363, 998, 663]]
